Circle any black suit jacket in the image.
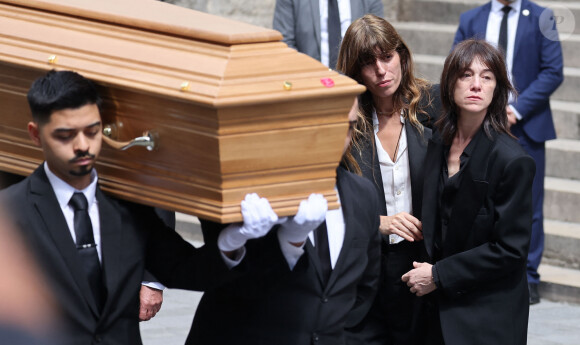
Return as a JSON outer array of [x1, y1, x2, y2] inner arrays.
[[422, 130, 535, 345], [188, 167, 381, 345], [0, 165, 230, 345]]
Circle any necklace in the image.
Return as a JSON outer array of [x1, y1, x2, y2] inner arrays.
[[392, 123, 404, 162], [376, 109, 395, 116]]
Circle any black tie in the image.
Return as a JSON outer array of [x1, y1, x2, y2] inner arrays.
[[327, 0, 341, 69], [498, 6, 511, 56], [315, 221, 332, 284], [70, 192, 104, 310]]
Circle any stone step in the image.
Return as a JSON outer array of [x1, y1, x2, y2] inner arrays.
[[544, 219, 580, 270], [413, 54, 445, 82], [546, 138, 580, 180], [398, 0, 484, 25], [552, 100, 580, 140], [562, 35, 580, 68], [395, 22, 580, 68], [553, 66, 580, 102], [397, 0, 580, 35], [544, 177, 580, 223], [538, 264, 580, 304], [396, 22, 456, 57]]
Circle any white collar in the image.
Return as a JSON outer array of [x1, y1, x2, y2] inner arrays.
[[44, 161, 98, 209], [491, 0, 521, 14]]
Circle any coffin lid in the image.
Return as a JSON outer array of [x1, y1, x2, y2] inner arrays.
[[2, 0, 282, 44], [0, 0, 363, 108]]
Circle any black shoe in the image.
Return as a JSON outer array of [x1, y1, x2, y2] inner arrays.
[[529, 283, 540, 305]]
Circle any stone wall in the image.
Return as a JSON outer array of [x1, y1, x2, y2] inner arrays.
[[164, 0, 400, 28]]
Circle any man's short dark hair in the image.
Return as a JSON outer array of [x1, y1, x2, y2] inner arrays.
[[27, 70, 102, 125]]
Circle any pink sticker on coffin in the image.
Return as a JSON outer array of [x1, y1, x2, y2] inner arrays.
[[320, 78, 335, 88]]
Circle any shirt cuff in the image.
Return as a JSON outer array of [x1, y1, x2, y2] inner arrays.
[[277, 232, 305, 270], [141, 281, 165, 290], [220, 247, 246, 269], [509, 104, 523, 120], [388, 234, 405, 244]]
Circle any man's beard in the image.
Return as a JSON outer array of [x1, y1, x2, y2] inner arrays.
[[70, 164, 93, 176], [69, 151, 96, 176]]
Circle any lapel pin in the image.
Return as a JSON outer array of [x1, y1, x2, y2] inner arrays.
[[522, 9, 530, 16]]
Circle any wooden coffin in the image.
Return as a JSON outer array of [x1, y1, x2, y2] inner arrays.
[[0, 0, 364, 223]]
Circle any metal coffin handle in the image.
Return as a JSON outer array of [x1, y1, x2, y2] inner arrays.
[[102, 124, 158, 151]]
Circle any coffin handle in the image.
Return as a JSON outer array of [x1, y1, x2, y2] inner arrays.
[[102, 125, 157, 151]]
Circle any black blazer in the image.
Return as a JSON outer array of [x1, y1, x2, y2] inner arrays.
[[188, 167, 381, 345], [422, 130, 535, 345], [0, 165, 230, 345]]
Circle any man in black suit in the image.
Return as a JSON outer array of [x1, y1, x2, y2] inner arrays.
[[0, 70, 239, 345], [0, 174, 171, 323], [187, 100, 382, 345]]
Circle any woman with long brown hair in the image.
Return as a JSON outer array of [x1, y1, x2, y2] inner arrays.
[[337, 14, 439, 345], [402, 39, 534, 345]]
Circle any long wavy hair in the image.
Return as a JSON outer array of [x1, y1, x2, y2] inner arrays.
[[437, 39, 516, 144], [336, 14, 431, 172], [340, 99, 365, 175]]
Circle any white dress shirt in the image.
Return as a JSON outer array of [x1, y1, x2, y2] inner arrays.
[[320, 0, 352, 67], [44, 162, 171, 289], [278, 188, 345, 270], [373, 111, 413, 244], [486, 0, 523, 118], [44, 162, 102, 260]]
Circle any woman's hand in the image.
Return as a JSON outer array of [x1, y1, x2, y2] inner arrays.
[[379, 212, 423, 241]]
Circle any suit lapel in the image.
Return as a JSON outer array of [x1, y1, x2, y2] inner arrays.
[[311, 0, 321, 50], [306, 168, 350, 291], [444, 132, 493, 256], [406, 121, 431, 219], [513, 0, 532, 65], [473, 3, 491, 39], [96, 188, 123, 315], [325, 168, 352, 289], [357, 132, 387, 215], [305, 237, 326, 287], [422, 137, 443, 259], [29, 167, 101, 316]]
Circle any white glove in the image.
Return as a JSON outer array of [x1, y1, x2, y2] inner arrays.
[[218, 193, 279, 251], [278, 193, 328, 244]]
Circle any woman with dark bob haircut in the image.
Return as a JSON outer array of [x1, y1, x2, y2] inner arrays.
[[337, 14, 439, 345], [402, 39, 535, 345]]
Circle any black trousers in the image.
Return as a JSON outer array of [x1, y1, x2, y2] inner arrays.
[[422, 296, 445, 345], [347, 240, 427, 345]]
